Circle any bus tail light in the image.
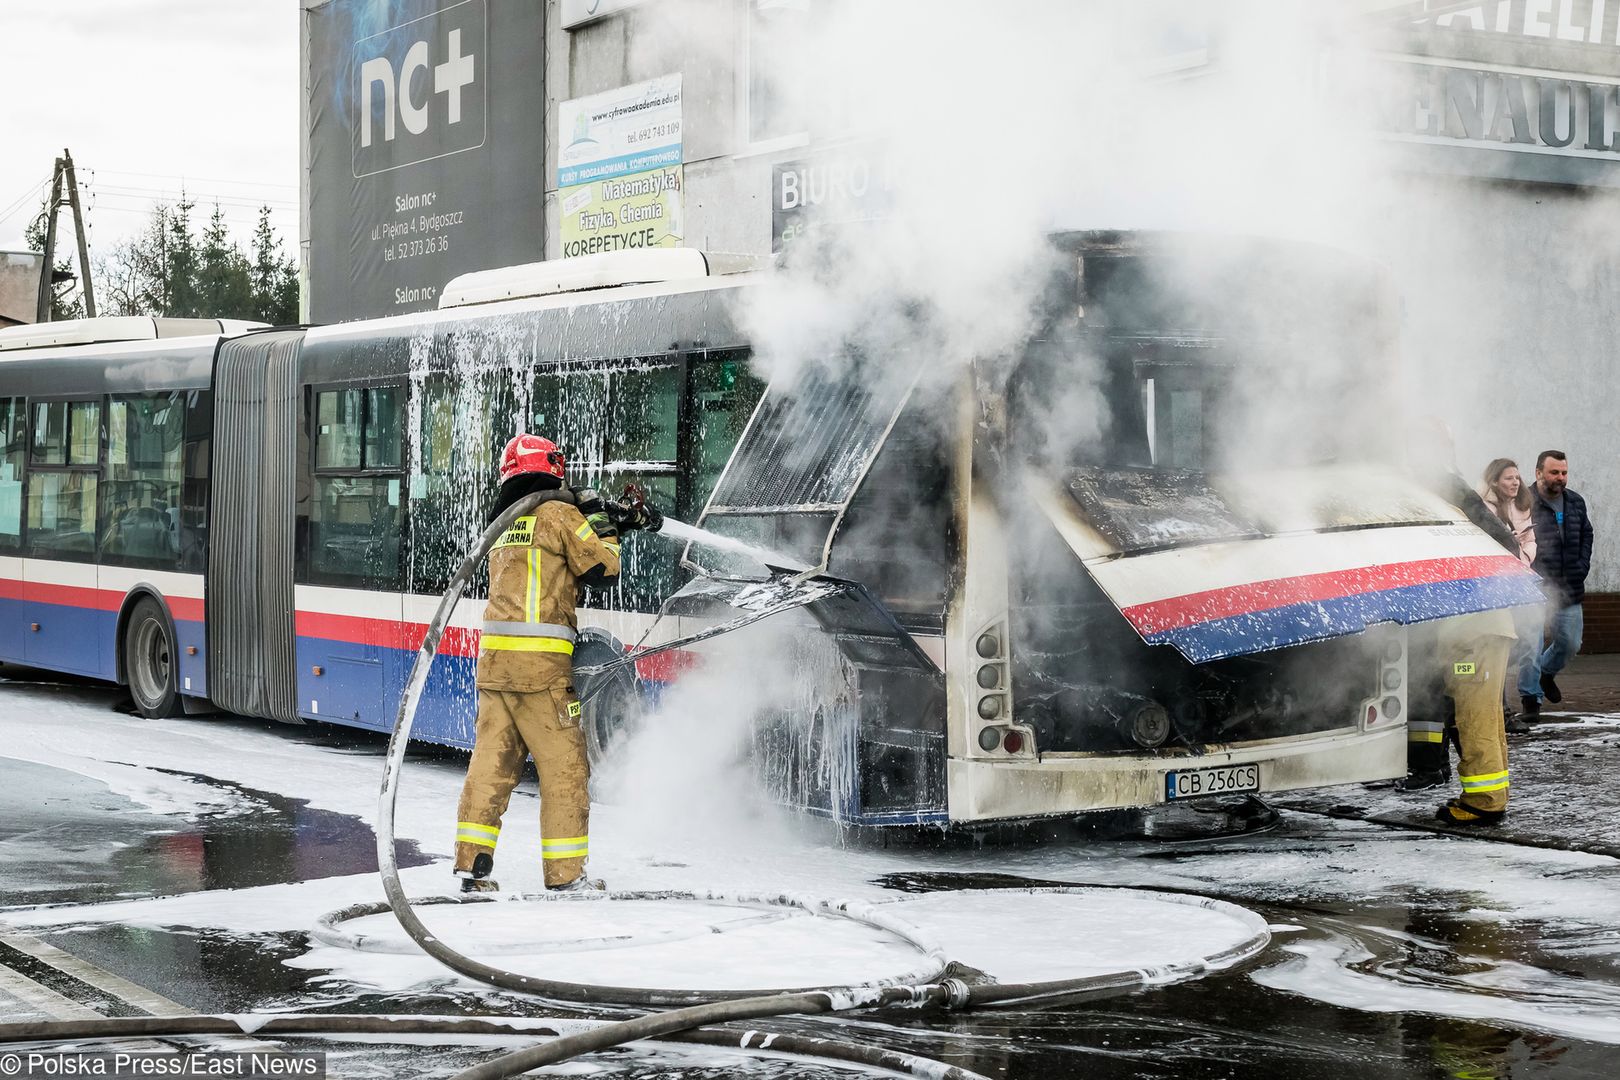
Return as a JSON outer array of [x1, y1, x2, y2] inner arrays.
[[1003, 730, 1024, 754]]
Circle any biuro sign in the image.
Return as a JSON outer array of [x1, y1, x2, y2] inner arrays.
[[1383, 59, 1620, 158], [352, 0, 487, 177]]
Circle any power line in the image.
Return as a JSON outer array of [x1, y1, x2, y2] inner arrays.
[[0, 175, 53, 227], [91, 183, 297, 210], [93, 167, 296, 193]]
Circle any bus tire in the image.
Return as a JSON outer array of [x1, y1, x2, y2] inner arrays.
[[124, 596, 182, 719], [574, 631, 644, 771]]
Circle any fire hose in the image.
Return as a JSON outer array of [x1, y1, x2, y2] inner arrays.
[[0, 492, 1269, 1078]]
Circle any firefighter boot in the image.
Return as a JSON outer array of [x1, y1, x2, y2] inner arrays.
[[456, 852, 499, 893], [1435, 799, 1504, 826]]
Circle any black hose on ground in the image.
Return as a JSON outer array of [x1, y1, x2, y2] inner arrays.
[[0, 1014, 993, 1080]]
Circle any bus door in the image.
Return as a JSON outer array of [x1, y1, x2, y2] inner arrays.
[[298, 382, 407, 730]]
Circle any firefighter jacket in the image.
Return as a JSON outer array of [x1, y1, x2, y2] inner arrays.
[[475, 494, 621, 692]]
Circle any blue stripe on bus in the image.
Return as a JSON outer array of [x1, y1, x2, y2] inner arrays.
[[1143, 573, 1547, 664]]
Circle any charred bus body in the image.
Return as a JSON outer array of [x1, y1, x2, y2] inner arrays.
[[661, 231, 1538, 825]]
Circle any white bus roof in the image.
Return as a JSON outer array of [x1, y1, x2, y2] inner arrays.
[[439, 249, 773, 308], [0, 316, 267, 352]]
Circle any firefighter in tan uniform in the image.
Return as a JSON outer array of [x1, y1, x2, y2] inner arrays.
[[1434, 608, 1516, 826], [453, 433, 650, 892]]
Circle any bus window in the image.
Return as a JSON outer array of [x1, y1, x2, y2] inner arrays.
[[100, 394, 185, 566], [531, 360, 684, 614], [608, 365, 680, 465], [308, 385, 405, 587], [26, 399, 101, 559], [685, 356, 764, 515], [365, 386, 402, 470], [0, 398, 22, 549], [531, 369, 610, 472], [407, 375, 482, 595], [314, 389, 364, 470], [180, 390, 211, 574], [27, 471, 98, 558]]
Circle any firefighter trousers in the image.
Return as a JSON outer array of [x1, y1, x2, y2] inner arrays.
[[1443, 635, 1512, 815], [454, 687, 590, 887]]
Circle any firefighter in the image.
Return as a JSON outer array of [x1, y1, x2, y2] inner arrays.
[[452, 433, 655, 893], [1434, 608, 1516, 826]]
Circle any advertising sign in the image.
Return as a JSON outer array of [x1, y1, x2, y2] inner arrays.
[[557, 76, 684, 258], [1378, 57, 1620, 185], [305, 0, 545, 321], [771, 142, 896, 252]]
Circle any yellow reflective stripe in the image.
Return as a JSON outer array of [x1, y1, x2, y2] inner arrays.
[[1459, 770, 1509, 784], [1408, 731, 1445, 743], [602, 541, 620, 556], [455, 821, 500, 848], [1460, 770, 1510, 792], [575, 521, 595, 540], [526, 549, 542, 623], [481, 635, 575, 654], [541, 836, 589, 860]]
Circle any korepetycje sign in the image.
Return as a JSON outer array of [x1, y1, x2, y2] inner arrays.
[[558, 76, 684, 258]]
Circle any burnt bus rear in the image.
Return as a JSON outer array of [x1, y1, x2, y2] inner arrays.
[[681, 231, 1515, 825]]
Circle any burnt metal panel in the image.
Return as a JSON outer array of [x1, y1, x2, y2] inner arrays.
[[696, 354, 920, 573], [1065, 468, 1261, 554], [207, 330, 304, 722]]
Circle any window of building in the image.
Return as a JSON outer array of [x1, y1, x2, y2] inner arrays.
[[309, 385, 405, 586], [740, 0, 813, 150], [100, 393, 186, 565]]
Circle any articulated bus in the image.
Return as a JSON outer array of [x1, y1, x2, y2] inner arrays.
[[0, 236, 1541, 827]]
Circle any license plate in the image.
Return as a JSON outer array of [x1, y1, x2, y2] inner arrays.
[[1165, 763, 1261, 801]]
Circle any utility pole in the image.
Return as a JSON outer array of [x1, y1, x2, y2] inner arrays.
[[34, 159, 64, 323], [33, 149, 97, 323], [63, 152, 96, 318]]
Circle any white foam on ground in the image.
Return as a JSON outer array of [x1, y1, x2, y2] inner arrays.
[[3, 684, 1618, 1037], [1253, 935, 1620, 1044]]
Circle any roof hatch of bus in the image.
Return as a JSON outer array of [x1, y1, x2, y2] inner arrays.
[[439, 249, 774, 308], [0, 316, 266, 352], [1036, 465, 1546, 664]]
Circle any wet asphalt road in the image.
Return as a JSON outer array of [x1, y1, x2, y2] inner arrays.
[[1, 677, 1617, 1079]]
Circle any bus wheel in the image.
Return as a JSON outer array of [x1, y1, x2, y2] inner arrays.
[[574, 632, 644, 770], [125, 597, 182, 718]]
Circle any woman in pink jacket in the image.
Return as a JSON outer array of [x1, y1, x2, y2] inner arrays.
[[1481, 458, 1535, 565], [1482, 458, 1539, 731]]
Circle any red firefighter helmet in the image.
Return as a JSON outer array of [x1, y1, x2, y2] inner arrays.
[[498, 433, 566, 484]]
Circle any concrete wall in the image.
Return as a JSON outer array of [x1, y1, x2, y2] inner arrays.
[[0, 252, 43, 325], [1373, 174, 1620, 596]]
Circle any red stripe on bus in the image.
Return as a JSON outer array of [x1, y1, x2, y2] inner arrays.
[[0, 577, 205, 621], [295, 610, 481, 659], [1120, 555, 1531, 634]]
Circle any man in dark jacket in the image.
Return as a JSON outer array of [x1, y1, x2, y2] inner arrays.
[[1516, 450, 1594, 717]]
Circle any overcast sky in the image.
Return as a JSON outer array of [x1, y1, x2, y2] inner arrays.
[[0, 1, 299, 256]]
